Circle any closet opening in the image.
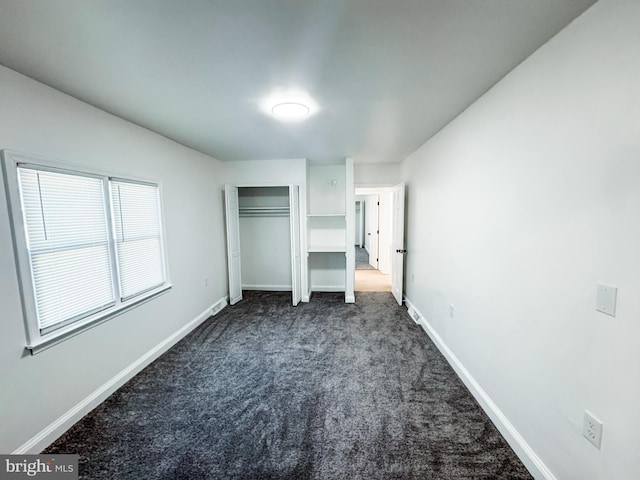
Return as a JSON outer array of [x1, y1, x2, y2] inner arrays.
[[225, 185, 301, 306]]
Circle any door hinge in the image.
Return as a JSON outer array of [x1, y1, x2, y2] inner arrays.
[[377, 230, 379, 234], [377, 201, 380, 205]]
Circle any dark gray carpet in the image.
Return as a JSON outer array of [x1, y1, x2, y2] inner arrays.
[[356, 247, 375, 270], [45, 291, 532, 480]]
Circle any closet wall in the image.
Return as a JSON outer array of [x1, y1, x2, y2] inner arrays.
[[238, 187, 292, 291]]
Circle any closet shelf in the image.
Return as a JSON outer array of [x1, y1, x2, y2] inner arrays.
[[307, 245, 347, 253], [239, 206, 290, 217]]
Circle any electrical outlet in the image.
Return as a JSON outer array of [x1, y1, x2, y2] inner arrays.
[[203, 276, 209, 287], [583, 410, 603, 448], [411, 274, 415, 283], [449, 304, 455, 319]]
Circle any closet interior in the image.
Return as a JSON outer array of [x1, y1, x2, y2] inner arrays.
[[238, 186, 293, 292]]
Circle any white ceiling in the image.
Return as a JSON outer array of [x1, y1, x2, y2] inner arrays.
[[0, 0, 597, 164]]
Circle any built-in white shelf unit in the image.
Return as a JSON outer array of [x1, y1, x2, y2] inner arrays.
[[305, 161, 354, 302]]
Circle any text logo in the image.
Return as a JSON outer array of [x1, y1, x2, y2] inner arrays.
[[0, 455, 78, 480]]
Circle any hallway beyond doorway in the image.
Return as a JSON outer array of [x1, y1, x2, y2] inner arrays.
[[355, 246, 374, 270], [355, 269, 391, 292], [355, 246, 390, 291]]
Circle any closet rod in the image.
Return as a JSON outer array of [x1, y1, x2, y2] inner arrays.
[[239, 206, 290, 217]]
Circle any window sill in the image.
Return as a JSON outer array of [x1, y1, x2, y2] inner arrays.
[[26, 284, 173, 355]]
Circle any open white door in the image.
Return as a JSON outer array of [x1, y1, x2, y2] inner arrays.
[[289, 185, 301, 306], [368, 195, 379, 269], [224, 185, 243, 305], [355, 201, 364, 247], [391, 183, 406, 305]]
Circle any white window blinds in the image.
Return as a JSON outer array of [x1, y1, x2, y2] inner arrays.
[[5, 152, 171, 351], [111, 180, 166, 301], [18, 167, 115, 332]]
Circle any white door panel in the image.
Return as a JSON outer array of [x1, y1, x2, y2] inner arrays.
[[289, 185, 301, 306], [224, 185, 242, 305], [369, 195, 379, 269], [391, 184, 405, 306]]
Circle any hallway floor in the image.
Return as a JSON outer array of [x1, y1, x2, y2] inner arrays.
[[355, 269, 391, 292]]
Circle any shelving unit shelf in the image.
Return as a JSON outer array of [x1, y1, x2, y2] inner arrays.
[[307, 246, 346, 253], [307, 214, 346, 253]]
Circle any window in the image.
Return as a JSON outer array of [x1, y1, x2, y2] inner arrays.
[[18, 168, 116, 333], [111, 180, 166, 300], [2, 151, 171, 353]]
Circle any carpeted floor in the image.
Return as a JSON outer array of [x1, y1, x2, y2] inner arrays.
[[356, 246, 375, 270], [45, 291, 532, 480]]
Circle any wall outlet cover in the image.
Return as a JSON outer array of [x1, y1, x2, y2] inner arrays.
[[583, 410, 603, 449], [596, 284, 617, 316]]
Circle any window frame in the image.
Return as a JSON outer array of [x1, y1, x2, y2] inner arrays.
[[2, 150, 172, 354]]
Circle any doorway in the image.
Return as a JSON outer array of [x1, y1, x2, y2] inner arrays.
[[355, 188, 391, 292], [354, 184, 405, 303]]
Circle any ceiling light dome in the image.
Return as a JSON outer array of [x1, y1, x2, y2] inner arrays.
[[271, 102, 310, 119]]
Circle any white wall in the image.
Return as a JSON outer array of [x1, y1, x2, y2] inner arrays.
[[308, 164, 346, 215], [225, 158, 307, 187], [401, 0, 640, 478], [0, 66, 228, 453], [355, 162, 401, 186], [239, 215, 292, 289]]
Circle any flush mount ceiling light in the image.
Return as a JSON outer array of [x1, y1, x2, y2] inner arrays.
[[271, 102, 310, 119]]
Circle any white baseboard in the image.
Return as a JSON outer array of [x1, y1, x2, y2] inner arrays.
[[404, 297, 556, 480], [242, 284, 292, 291], [13, 296, 229, 454], [311, 285, 346, 292]]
